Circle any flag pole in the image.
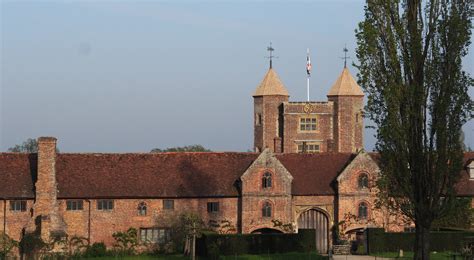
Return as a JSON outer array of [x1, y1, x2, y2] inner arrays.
[[306, 48, 311, 102], [307, 76, 310, 101]]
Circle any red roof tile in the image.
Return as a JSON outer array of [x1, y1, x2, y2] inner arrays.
[[277, 153, 355, 195], [55, 153, 257, 198], [0, 151, 472, 198], [0, 153, 37, 199]]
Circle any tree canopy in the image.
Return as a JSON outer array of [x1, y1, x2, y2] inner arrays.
[[151, 145, 211, 153], [355, 0, 472, 259], [8, 138, 38, 152]]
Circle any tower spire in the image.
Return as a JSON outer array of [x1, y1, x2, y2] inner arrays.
[[266, 42, 278, 69]]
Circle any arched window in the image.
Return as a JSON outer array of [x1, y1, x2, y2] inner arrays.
[[358, 173, 369, 189], [262, 201, 272, 218], [137, 202, 147, 216], [358, 202, 368, 219], [262, 172, 272, 189]]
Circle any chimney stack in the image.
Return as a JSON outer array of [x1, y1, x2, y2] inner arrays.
[[27, 137, 65, 240]]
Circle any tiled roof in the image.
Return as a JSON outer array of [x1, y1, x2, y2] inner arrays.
[[0, 153, 37, 199], [0, 152, 472, 199], [253, 69, 289, 97], [327, 67, 364, 96], [277, 153, 355, 195], [55, 153, 257, 198]]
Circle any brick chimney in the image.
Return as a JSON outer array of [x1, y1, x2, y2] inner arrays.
[[26, 137, 65, 240]]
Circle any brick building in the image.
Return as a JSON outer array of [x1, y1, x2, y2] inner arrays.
[[1, 65, 473, 254]]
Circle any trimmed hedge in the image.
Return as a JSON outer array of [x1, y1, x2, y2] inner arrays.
[[196, 229, 316, 257], [366, 228, 474, 253]]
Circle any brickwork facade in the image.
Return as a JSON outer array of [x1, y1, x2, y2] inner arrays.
[[1, 65, 472, 256], [253, 67, 363, 153]]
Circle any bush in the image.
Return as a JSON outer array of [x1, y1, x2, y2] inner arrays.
[[0, 232, 18, 258], [196, 229, 316, 256], [84, 242, 107, 257], [19, 232, 46, 257], [366, 228, 474, 253], [112, 228, 139, 256]]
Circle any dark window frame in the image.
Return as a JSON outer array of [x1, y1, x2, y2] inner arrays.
[[262, 201, 272, 218], [163, 199, 174, 210], [207, 202, 219, 213], [9, 200, 27, 212], [66, 200, 84, 211], [139, 227, 171, 244], [97, 199, 114, 211], [262, 172, 272, 189], [358, 173, 369, 189], [358, 202, 368, 219], [137, 202, 147, 216]]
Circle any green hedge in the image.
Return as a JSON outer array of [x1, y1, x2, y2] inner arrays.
[[196, 229, 316, 257], [366, 228, 474, 253]]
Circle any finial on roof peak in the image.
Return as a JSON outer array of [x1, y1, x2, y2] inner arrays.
[[266, 42, 278, 69], [340, 45, 351, 68]]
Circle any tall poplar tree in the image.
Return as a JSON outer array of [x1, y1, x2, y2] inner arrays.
[[355, 0, 472, 259]]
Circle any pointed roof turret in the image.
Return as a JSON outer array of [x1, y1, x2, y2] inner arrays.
[[253, 68, 289, 97], [327, 67, 364, 97]]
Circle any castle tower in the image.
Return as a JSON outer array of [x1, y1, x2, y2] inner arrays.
[[253, 68, 289, 153], [327, 67, 364, 153]]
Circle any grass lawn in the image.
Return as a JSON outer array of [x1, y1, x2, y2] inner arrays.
[[371, 251, 456, 260], [86, 251, 327, 260]]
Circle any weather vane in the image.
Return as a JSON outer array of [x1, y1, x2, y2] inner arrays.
[[265, 42, 278, 69], [340, 45, 351, 68]]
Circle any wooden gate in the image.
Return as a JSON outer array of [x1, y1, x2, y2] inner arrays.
[[297, 209, 329, 254]]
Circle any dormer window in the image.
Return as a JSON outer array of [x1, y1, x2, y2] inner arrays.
[[358, 173, 369, 189], [262, 172, 272, 189]]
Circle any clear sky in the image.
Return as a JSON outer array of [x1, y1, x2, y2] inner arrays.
[[1, 1, 472, 152]]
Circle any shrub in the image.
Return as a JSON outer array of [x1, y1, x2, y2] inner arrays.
[[0, 232, 18, 258], [196, 229, 316, 256], [366, 228, 474, 253], [19, 232, 46, 258], [84, 242, 107, 257], [112, 228, 139, 256]]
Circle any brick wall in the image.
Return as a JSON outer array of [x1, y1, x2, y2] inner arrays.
[[337, 153, 408, 239], [59, 197, 239, 246], [282, 102, 334, 153], [241, 150, 293, 233], [1, 199, 33, 241], [328, 96, 364, 153], [254, 95, 288, 153]]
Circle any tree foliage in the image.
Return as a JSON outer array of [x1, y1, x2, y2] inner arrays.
[[7, 138, 60, 153], [355, 0, 472, 259], [8, 138, 39, 152], [112, 228, 139, 255], [151, 145, 211, 153]]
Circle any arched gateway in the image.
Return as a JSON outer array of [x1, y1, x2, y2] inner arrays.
[[297, 209, 329, 254]]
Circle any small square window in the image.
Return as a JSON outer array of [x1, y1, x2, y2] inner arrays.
[[10, 200, 27, 212], [97, 200, 114, 210], [207, 202, 219, 213], [66, 200, 84, 211], [299, 117, 317, 132], [163, 200, 174, 210]]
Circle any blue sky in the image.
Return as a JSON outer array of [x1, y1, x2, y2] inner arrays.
[[1, 1, 472, 152]]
